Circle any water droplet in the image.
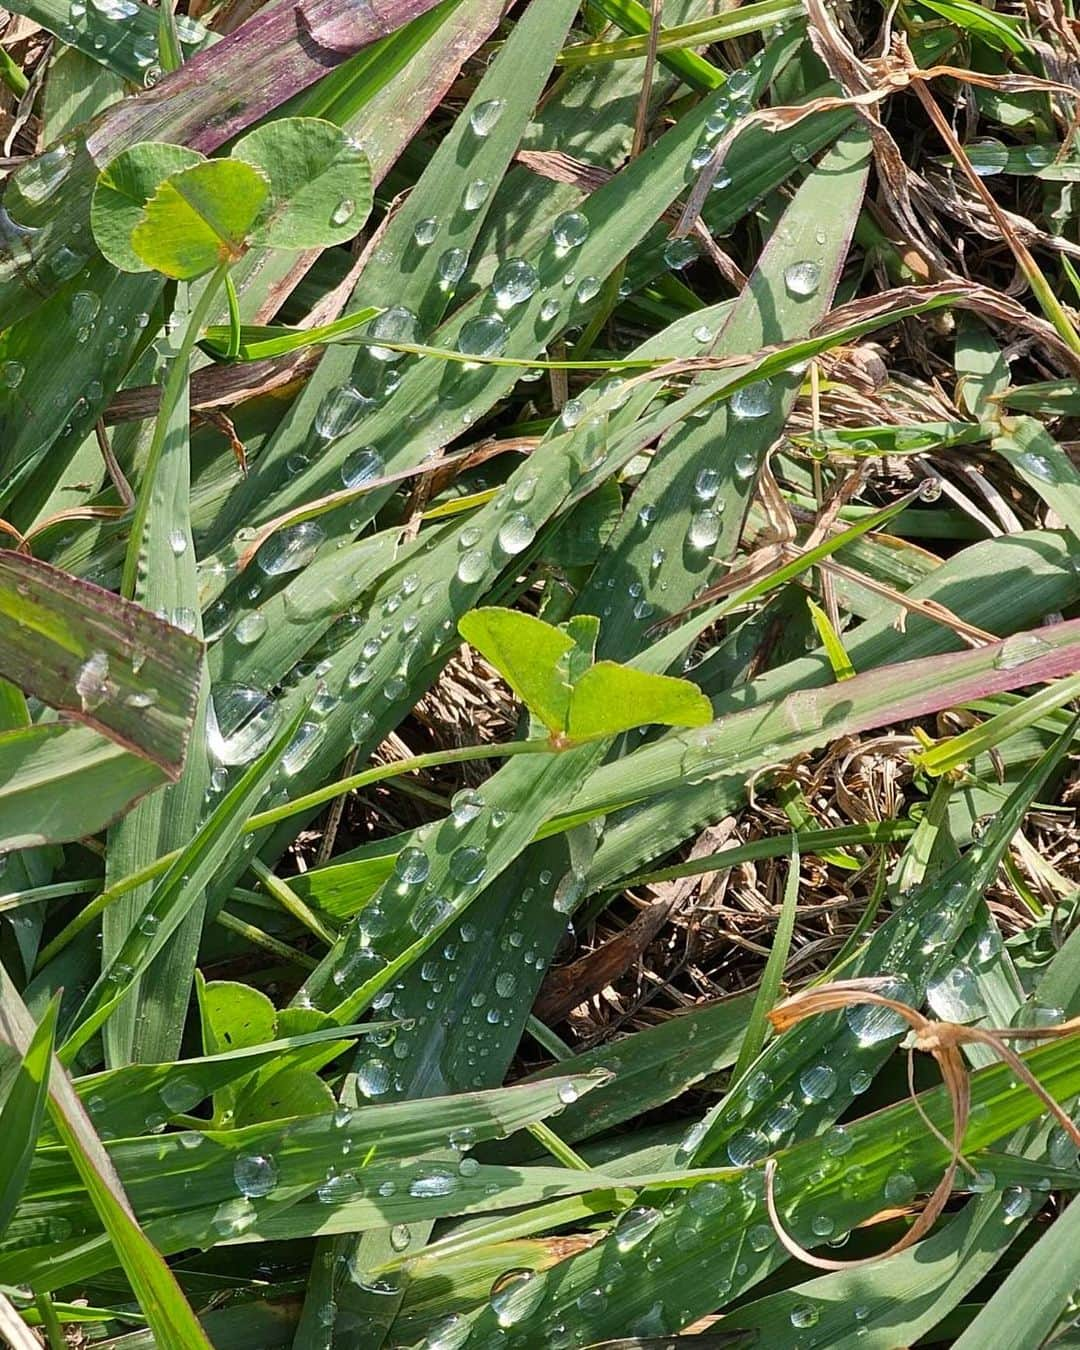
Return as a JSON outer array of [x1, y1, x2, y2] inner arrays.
[[574, 275, 600, 304], [540, 297, 561, 321], [692, 468, 720, 502], [423, 1312, 471, 1349], [469, 98, 505, 136], [491, 257, 539, 311], [551, 211, 589, 254], [450, 788, 485, 827], [1001, 1184, 1031, 1221], [458, 314, 508, 358], [212, 1197, 257, 1237], [614, 1205, 662, 1251], [350, 709, 375, 742], [727, 1129, 769, 1167], [207, 685, 281, 766], [368, 306, 419, 361], [662, 238, 698, 270], [688, 1180, 729, 1215], [314, 383, 367, 440], [256, 522, 324, 575], [557, 1080, 578, 1104], [394, 846, 430, 885], [234, 1153, 277, 1198], [688, 508, 721, 550], [883, 1171, 916, 1204], [282, 720, 325, 775], [413, 216, 438, 247], [233, 611, 267, 645], [437, 247, 468, 288], [497, 511, 536, 554], [463, 178, 490, 211], [1017, 450, 1056, 482], [730, 379, 773, 420], [341, 445, 385, 489], [449, 846, 487, 885], [993, 631, 1054, 670], [790, 1303, 820, 1329], [409, 1167, 457, 1198], [456, 548, 487, 583], [75, 650, 110, 711], [845, 978, 912, 1045], [784, 260, 821, 296], [561, 397, 585, 428], [850, 1068, 873, 1094], [799, 1063, 837, 1103], [1, 360, 25, 389], [356, 1057, 392, 1097], [919, 476, 943, 502], [331, 198, 355, 227], [490, 1268, 545, 1327], [160, 1074, 203, 1113], [169, 527, 188, 556]]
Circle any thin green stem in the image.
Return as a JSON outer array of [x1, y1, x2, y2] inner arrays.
[[224, 272, 242, 360], [248, 856, 337, 945], [526, 1014, 575, 1060], [526, 1120, 591, 1170], [215, 909, 319, 969], [0, 45, 28, 98], [121, 266, 228, 599]]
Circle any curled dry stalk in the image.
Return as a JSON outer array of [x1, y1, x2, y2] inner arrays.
[[762, 978, 1080, 1271]]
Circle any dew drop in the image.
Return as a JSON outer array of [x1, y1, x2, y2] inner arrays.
[[490, 1268, 545, 1327], [458, 314, 509, 358], [463, 178, 490, 211], [257, 522, 324, 575], [575, 275, 601, 304], [315, 384, 368, 441], [551, 210, 589, 254], [341, 445, 385, 489], [662, 238, 698, 270], [614, 1205, 662, 1251], [497, 511, 536, 555], [730, 379, 773, 420], [368, 306, 419, 361], [413, 217, 438, 247], [491, 257, 539, 311], [783, 260, 821, 297], [469, 98, 505, 136], [234, 1153, 277, 1198], [331, 198, 355, 227], [356, 1057, 392, 1098]]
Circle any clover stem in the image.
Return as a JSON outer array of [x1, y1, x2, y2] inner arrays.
[[120, 264, 230, 600]]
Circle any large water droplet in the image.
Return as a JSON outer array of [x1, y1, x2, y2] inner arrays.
[[688, 508, 721, 550], [315, 384, 368, 441], [463, 179, 490, 211], [798, 1063, 837, 1103], [356, 1057, 392, 1097], [490, 1268, 545, 1327], [730, 379, 773, 420], [458, 314, 508, 358], [449, 846, 487, 885], [341, 445, 385, 489], [368, 306, 418, 363], [437, 248, 468, 288], [234, 1153, 277, 1198], [233, 611, 267, 645], [394, 846, 430, 885], [491, 258, 539, 311], [75, 650, 110, 711], [497, 511, 536, 555], [469, 98, 505, 137], [413, 217, 438, 247], [551, 211, 589, 254], [662, 238, 698, 270], [993, 631, 1054, 670], [614, 1205, 662, 1251], [207, 684, 281, 765], [257, 522, 324, 575], [331, 198, 355, 227], [784, 260, 821, 296], [966, 136, 1008, 176]]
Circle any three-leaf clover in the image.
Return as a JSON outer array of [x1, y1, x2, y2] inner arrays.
[[459, 607, 712, 747], [91, 117, 372, 279]]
